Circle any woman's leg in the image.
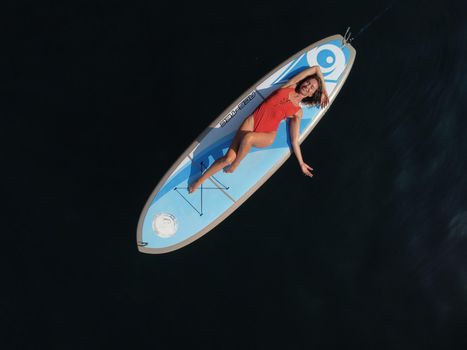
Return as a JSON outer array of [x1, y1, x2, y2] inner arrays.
[[188, 116, 254, 193], [224, 131, 276, 173]]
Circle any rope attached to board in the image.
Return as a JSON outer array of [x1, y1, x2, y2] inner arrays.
[[341, 1, 399, 47]]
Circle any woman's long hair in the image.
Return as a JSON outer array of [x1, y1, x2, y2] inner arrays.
[[295, 74, 323, 107]]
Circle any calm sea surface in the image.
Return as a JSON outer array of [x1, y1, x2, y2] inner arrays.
[[4, 0, 467, 348]]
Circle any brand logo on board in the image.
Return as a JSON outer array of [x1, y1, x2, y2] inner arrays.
[[220, 91, 256, 127]]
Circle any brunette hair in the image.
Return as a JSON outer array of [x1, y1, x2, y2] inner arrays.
[[295, 74, 323, 107]]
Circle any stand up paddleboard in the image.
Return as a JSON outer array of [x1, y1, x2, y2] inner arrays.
[[137, 34, 356, 254]]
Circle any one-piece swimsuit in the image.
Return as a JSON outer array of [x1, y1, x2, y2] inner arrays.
[[253, 87, 301, 133]]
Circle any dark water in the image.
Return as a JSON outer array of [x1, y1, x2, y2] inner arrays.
[[3, 0, 467, 348]]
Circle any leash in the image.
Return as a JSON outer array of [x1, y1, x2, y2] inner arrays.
[[342, 0, 399, 47]]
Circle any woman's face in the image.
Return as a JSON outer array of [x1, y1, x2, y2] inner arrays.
[[299, 78, 319, 97]]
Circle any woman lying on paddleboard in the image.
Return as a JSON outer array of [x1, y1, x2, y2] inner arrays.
[[188, 65, 329, 194]]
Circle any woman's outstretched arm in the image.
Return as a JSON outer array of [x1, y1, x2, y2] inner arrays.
[[289, 110, 314, 177]]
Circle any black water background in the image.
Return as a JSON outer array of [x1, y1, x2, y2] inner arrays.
[[3, 0, 467, 348]]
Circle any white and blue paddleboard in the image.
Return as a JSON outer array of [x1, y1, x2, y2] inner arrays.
[[137, 34, 356, 254]]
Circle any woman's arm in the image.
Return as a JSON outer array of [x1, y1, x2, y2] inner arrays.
[[283, 65, 322, 88], [315, 67, 329, 108], [289, 110, 314, 177]]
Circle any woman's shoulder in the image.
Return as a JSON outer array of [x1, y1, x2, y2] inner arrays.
[[280, 82, 296, 89], [276, 86, 295, 96]]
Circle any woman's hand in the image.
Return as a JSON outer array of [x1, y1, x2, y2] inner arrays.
[[300, 162, 314, 178], [320, 91, 329, 108]]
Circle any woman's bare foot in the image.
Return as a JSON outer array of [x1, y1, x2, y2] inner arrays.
[[223, 162, 239, 173], [188, 178, 203, 194]]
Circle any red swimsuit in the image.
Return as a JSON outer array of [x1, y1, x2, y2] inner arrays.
[[253, 87, 301, 133]]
